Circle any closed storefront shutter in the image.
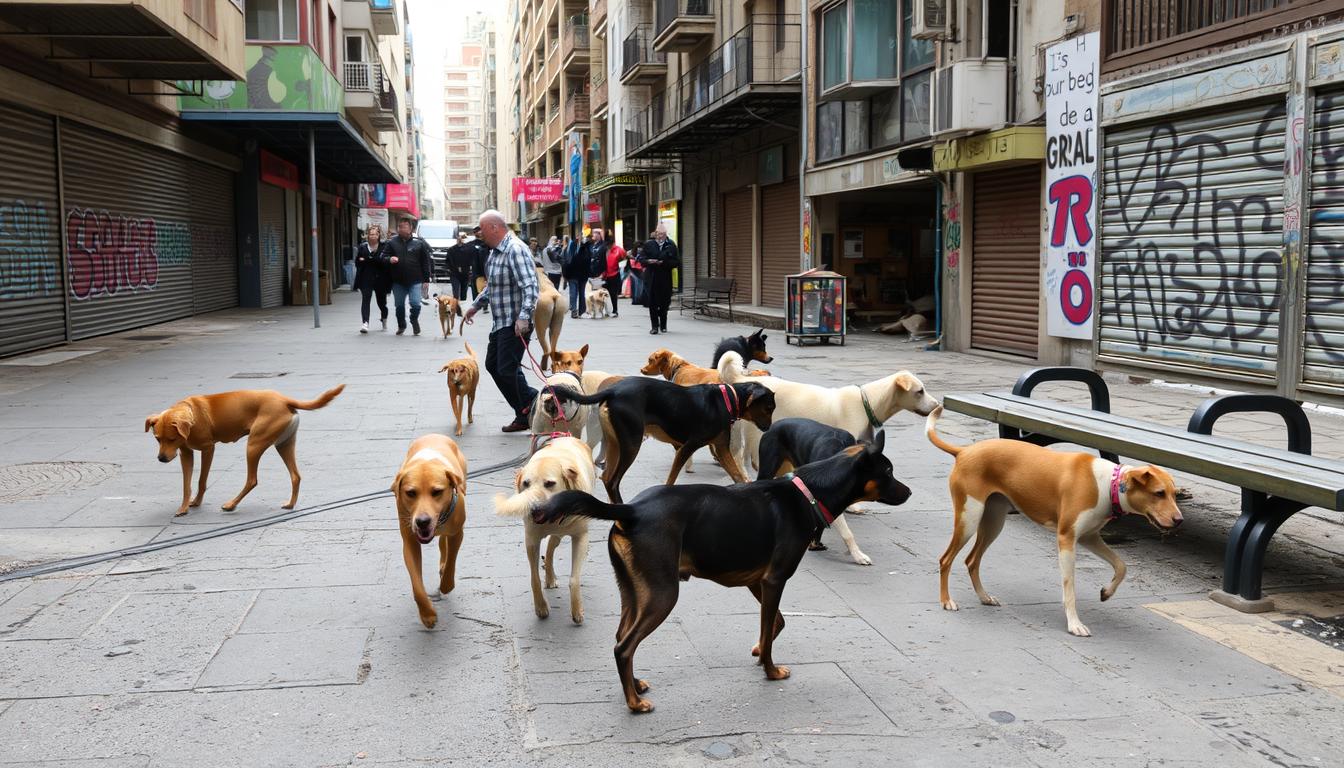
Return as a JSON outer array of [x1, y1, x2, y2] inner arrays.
[[61, 122, 236, 339], [760, 178, 799, 309], [259, 184, 287, 308], [971, 165, 1041, 357], [1099, 102, 1284, 381], [722, 187, 753, 305], [1303, 90, 1344, 394], [0, 104, 64, 357]]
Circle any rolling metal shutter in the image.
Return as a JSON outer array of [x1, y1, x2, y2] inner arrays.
[[1099, 103, 1284, 381], [61, 122, 236, 339], [259, 183, 287, 308], [971, 165, 1041, 357], [722, 187, 754, 305], [760, 178, 799, 309], [0, 104, 64, 357], [1302, 90, 1344, 394]]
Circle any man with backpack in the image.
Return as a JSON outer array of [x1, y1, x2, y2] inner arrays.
[[561, 229, 591, 318]]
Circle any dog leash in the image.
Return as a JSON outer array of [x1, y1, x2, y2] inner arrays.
[[783, 472, 835, 527], [517, 329, 575, 435]]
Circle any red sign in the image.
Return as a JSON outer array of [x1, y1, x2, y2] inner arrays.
[[583, 203, 602, 224], [383, 184, 419, 217], [512, 177, 565, 202], [260, 150, 299, 191]]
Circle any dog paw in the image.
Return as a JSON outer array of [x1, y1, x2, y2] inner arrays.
[[420, 611, 438, 629], [851, 551, 873, 566], [439, 581, 455, 595], [628, 697, 655, 713], [534, 605, 550, 619], [942, 599, 959, 611], [980, 595, 1001, 607], [635, 678, 650, 693], [1100, 587, 1114, 602], [189, 498, 203, 508], [220, 502, 237, 512], [544, 577, 558, 589], [845, 506, 866, 515], [1068, 622, 1092, 637], [280, 502, 295, 510], [174, 508, 189, 517], [807, 541, 827, 551], [765, 665, 791, 680], [571, 611, 583, 625], [751, 643, 761, 657]]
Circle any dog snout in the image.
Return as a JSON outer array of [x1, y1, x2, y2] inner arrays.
[[413, 515, 433, 533], [885, 481, 913, 506], [157, 454, 171, 463]]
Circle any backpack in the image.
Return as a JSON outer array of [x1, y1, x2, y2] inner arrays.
[[588, 244, 607, 278]]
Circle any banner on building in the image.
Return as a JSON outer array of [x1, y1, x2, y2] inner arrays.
[[1044, 31, 1099, 340], [511, 177, 564, 202], [358, 207, 389, 233], [567, 131, 584, 224], [584, 203, 602, 224]]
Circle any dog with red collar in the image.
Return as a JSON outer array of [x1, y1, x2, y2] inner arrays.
[[531, 430, 910, 712], [925, 406, 1184, 637]]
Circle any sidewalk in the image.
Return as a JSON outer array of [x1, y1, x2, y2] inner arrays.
[[0, 292, 1341, 766]]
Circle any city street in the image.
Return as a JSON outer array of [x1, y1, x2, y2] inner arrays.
[[0, 292, 1342, 766]]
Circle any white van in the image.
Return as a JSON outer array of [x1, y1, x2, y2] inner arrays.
[[416, 220, 458, 280]]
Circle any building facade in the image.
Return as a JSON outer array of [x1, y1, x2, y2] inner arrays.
[[443, 14, 494, 225]]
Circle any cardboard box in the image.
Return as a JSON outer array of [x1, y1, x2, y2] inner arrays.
[[290, 267, 332, 306]]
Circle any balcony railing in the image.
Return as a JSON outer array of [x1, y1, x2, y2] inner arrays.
[[656, 0, 713, 35], [591, 0, 608, 30], [1105, 0, 1289, 66], [654, 0, 715, 51], [564, 14, 590, 56], [593, 75, 609, 112], [565, 93, 591, 128], [622, 24, 667, 79], [345, 61, 399, 114]]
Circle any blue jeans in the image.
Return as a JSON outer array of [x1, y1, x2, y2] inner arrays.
[[391, 282, 422, 329], [567, 277, 586, 316]]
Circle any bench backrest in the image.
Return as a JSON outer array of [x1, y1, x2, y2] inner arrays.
[[701, 277, 734, 296]]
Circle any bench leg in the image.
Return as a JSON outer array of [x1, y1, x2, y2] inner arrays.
[[1209, 490, 1305, 613]]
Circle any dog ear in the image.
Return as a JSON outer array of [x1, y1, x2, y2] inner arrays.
[[870, 430, 887, 453], [564, 465, 580, 489], [893, 371, 919, 393], [173, 419, 191, 441], [390, 471, 404, 495], [579, 343, 589, 359], [144, 415, 159, 433], [1129, 467, 1154, 487], [439, 363, 451, 373], [445, 467, 466, 494], [513, 468, 525, 493]]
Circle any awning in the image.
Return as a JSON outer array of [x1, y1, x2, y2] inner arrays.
[[179, 110, 400, 184], [933, 126, 1046, 173]]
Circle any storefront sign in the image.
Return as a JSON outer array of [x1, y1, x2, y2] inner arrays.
[[584, 203, 602, 224], [759, 145, 784, 185], [801, 198, 813, 269], [933, 126, 1045, 172], [511, 177, 565, 202], [1044, 31, 1100, 341], [358, 207, 389, 232], [384, 184, 418, 217], [260, 150, 300, 190], [585, 174, 645, 194], [842, 230, 863, 259]]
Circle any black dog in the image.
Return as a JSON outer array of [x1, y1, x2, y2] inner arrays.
[[549, 377, 775, 503], [758, 417, 871, 561], [712, 328, 773, 369], [533, 431, 909, 712]]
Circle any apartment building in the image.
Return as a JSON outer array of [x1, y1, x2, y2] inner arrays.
[[443, 14, 495, 225]]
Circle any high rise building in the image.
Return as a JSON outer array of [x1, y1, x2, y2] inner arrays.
[[442, 13, 494, 224]]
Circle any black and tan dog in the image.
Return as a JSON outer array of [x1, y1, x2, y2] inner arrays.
[[532, 431, 910, 712], [549, 378, 775, 503], [711, 328, 773, 370]]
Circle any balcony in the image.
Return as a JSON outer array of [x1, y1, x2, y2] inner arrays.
[[1104, 0, 1304, 71], [654, 0, 715, 53], [0, 0, 245, 81], [621, 24, 667, 85], [562, 15, 590, 73], [369, 0, 400, 37], [345, 61, 400, 130], [592, 74, 608, 117], [565, 93, 590, 130], [591, 0, 607, 37], [630, 18, 800, 158]]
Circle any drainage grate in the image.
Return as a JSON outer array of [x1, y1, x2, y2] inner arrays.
[[1275, 615, 1344, 650], [0, 462, 120, 503], [123, 334, 173, 341], [229, 372, 290, 379]]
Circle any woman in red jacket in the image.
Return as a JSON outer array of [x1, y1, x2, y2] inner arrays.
[[603, 238, 625, 318]]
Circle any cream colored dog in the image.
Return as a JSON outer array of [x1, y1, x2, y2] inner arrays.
[[494, 436, 597, 624], [586, 286, 611, 318]]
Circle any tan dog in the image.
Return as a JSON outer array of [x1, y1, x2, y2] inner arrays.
[[494, 436, 596, 623], [550, 344, 589, 374], [641, 348, 771, 384], [145, 385, 344, 516], [437, 294, 463, 338], [438, 343, 480, 436], [532, 266, 568, 369], [586, 286, 611, 318], [926, 406, 1183, 637], [392, 434, 468, 629]]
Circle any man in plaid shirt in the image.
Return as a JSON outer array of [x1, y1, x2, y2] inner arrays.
[[462, 210, 539, 432]]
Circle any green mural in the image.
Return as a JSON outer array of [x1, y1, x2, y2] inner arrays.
[[179, 45, 343, 112]]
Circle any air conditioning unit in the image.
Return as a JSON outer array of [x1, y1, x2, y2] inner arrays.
[[933, 59, 1008, 135], [912, 0, 948, 40]]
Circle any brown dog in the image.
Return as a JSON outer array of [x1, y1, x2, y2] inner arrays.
[[145, 385, 344, 516], [641, 347, 770, 385], [392, 434, 468, 629], [437, 294, 463, 338], [533, 267, 568, 369], [550, 344, 589, 375], [439, 343, 480, 436]]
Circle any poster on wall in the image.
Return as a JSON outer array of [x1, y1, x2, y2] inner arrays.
[[1044, 31, 1099, 340], [842, 230, 864, 259]]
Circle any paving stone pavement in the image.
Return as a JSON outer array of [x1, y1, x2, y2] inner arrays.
[[0, 292, 1342, 767]]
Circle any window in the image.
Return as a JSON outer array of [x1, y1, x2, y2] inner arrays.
[[245, 0, 298, 41], [852, 0, 897, 81], [821, 5, 846, 91], [346, 35, 365, 63]]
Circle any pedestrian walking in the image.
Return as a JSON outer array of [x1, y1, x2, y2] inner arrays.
[[539, 235, 564, 290], [354, 224, 391, 333], [628, 242, 645, 304], [640, 223, 680, 335], [561, 230, 589, 318], [602, 235, 624, 318], [584, 227, 610, 299], [385, 216, 434, 335], [462, 210, 540, 432], [445, 231, 476, 300], [470, 227, 489, 308]]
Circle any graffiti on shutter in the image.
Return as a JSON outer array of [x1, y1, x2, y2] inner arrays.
[[0, 104, 64, 357], [1099, 102, 1285, 381], [1302, 89, 1344, 393]]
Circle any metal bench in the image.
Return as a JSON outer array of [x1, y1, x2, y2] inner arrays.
[[943, 367, 1344, 613], [679, 276, 735, 320]]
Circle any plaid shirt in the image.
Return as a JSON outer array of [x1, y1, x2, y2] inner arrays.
[[472, 231, 538, 332]]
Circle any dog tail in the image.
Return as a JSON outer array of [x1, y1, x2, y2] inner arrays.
[[533, 489, 634, 525], [924, 405, 962, 456], [548, 386, 612, 405], [717, 350, 748, 384], [287, 384, 345, 411], [465, 342, 476, 359], [494, 486, 545, 519]]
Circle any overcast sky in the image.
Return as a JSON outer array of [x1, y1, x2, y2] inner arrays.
[[407, 0, 506, 211]]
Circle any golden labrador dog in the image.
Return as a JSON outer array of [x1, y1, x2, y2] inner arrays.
[[439, 343, 480, 437], [145, 385, 344, 516], [494, 436, 597, 623], [532, 266, 568, 369], [437, 294, 463, 338], [392, 434, 468, 629]]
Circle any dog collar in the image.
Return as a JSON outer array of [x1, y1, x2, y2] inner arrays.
[[434, 488, 459, 534], [857, 387, 883, 431], [784, 472, 835, 527], [667, 361, 686, 380], [1109, 465, 1130, 521], [719, 383, 740, 424]]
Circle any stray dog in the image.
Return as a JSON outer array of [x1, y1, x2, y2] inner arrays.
[[533, 432, 910, 712], [533, 267, 569, 369], [586, 286, 611, 318], [146, 385, 344, 516], [711, 328, 773, 370], [437, 294, 463, 337], [494, 436, 596, 623], [529, 370, 599, 456], [719, 351, 940, 469], [550, 344, 589, 375], [392, 434, 468, 629], [758, 417, 874, 565], [926, 406, 1183, 637], [439, 343, 480, 436], [550, 378, 775, 503]]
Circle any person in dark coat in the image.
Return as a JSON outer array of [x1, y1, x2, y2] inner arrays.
[[640, 223, 680, 334], [470, 226, 490, 307], [562, 231, 590, 318], [384, 216, 434, 335], [444, 231, 476, 301], [354, 224, 391, 333]]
